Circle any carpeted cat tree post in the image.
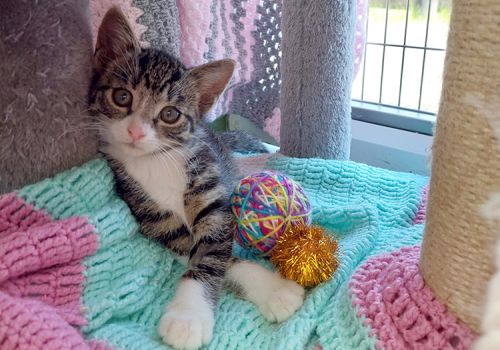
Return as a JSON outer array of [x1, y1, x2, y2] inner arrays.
[[279, 0, 356, 159], [420, 0, 500, 335]]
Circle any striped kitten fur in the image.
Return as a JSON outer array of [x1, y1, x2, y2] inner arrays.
[[88, 7, 304, 350]]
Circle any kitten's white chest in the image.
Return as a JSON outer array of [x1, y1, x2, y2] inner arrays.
[[124, 152, 188, 223]]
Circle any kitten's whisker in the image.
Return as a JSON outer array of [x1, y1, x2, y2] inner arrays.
[[153, 149, 185, 180], [102, 58, 132, 82], [114, 41, 137, 81], [111, 68, 130, 82], [97, 48, 132, 79], [190, 136, 219, 156], [61, 120, 107, 131], [158, 142, 196, 164], [152, 142, 196, 178], [101, 58, 130, 80], [59, 121, 106, 130], [57, 119, 108, 137], [163, 141, 201, 176], [118, 54, 135, 82], [160, 145, 199, 177]]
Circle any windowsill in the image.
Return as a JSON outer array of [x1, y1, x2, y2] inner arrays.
[[222, 112, 433, 176], [351, 119, 432, 176], [351, 100, 436, 136]]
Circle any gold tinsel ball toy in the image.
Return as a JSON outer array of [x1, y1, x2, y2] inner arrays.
[[269, 224, 340, 288]]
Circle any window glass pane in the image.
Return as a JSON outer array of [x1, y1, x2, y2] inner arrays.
[[351, 0, 448, 119], [366, 3, 387, 43], [385, 1, 408, 45], [420, 50, 446, 113], [352, 52, 364, 100], [381, 47, 404, 106], [404, 1, 429, 47], [426, 1, 450, 49], [362, 44, 384, 103], [399, 48, 424, 110]]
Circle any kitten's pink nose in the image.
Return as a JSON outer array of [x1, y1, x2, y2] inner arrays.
[[127, 122, 145, 142]]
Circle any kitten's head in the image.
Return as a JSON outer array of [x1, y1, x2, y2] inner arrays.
[[88, 7, 235, 157]]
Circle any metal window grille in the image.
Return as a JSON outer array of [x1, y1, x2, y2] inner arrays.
[[352, 0, 450, 117]]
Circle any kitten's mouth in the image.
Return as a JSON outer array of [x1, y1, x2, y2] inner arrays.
[[122, 143, 139, 152], [122, 141, 157, 156], [124, 139, 146, 149], [120, 141, 147, 155]]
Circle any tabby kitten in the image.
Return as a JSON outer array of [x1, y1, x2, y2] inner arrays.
[[89, 7, 305, 350]]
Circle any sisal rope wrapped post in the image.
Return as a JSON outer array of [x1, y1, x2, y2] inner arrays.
[[420, 0, 500, 333]]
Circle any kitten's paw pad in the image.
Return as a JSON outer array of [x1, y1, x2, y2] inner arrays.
[[158, 305, 214, 350], [260, 279, 305, 323]]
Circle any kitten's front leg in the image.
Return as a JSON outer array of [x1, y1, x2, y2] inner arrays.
[[225, 259, 305, 322], [158, 278, 216, 350], [158, 204, 232, 350]]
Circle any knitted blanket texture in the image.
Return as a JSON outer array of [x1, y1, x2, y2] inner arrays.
[[0, 156, 475, 349]]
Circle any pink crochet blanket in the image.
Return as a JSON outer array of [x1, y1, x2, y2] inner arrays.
[[0, 194, 102, 349], [0, 157, 475, 350]]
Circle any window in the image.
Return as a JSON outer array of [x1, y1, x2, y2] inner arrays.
[[351, 0, 451, 135]]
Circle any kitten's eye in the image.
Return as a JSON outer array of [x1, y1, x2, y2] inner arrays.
[[112, 88, 132, 107], [159, 106, 181, 124]]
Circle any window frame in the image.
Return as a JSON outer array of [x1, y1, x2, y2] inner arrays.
[[351, 100, 435, 136], [352, 0, 449, 135]]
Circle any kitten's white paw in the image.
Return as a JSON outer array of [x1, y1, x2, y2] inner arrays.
[[158, 279, 214, 350], [259, 279, 305, 323], [158, 304, 214, 350], [225, 261, 305, 323]]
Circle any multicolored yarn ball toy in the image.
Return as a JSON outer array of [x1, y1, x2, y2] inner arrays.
[[230, 171, 312, 254]]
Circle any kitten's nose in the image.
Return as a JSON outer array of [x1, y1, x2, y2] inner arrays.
[[127, 122, 145, 142]]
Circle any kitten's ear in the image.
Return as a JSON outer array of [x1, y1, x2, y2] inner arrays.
[[94, 7, 139, 69], [187, 59, 236, 117]]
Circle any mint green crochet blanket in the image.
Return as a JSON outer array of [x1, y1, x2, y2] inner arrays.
[[17, 156, 427, 350]]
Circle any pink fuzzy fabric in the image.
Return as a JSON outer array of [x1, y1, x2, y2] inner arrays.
[[354, 0, 368, 78], [177, 0, 258, 79], [89, 0, 148, 48], [177, 0, 212, 68], [234, 153, 275, 177], [239, 0, 260, 81], [177, 0, 266, 120], [264, 107, 282, 143], [349, 246, 476, 350], [0, 193, 101, 350]]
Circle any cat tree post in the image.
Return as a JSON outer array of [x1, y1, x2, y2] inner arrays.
[[420, 0, 500, 333], [279, 0, 356, 159]]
